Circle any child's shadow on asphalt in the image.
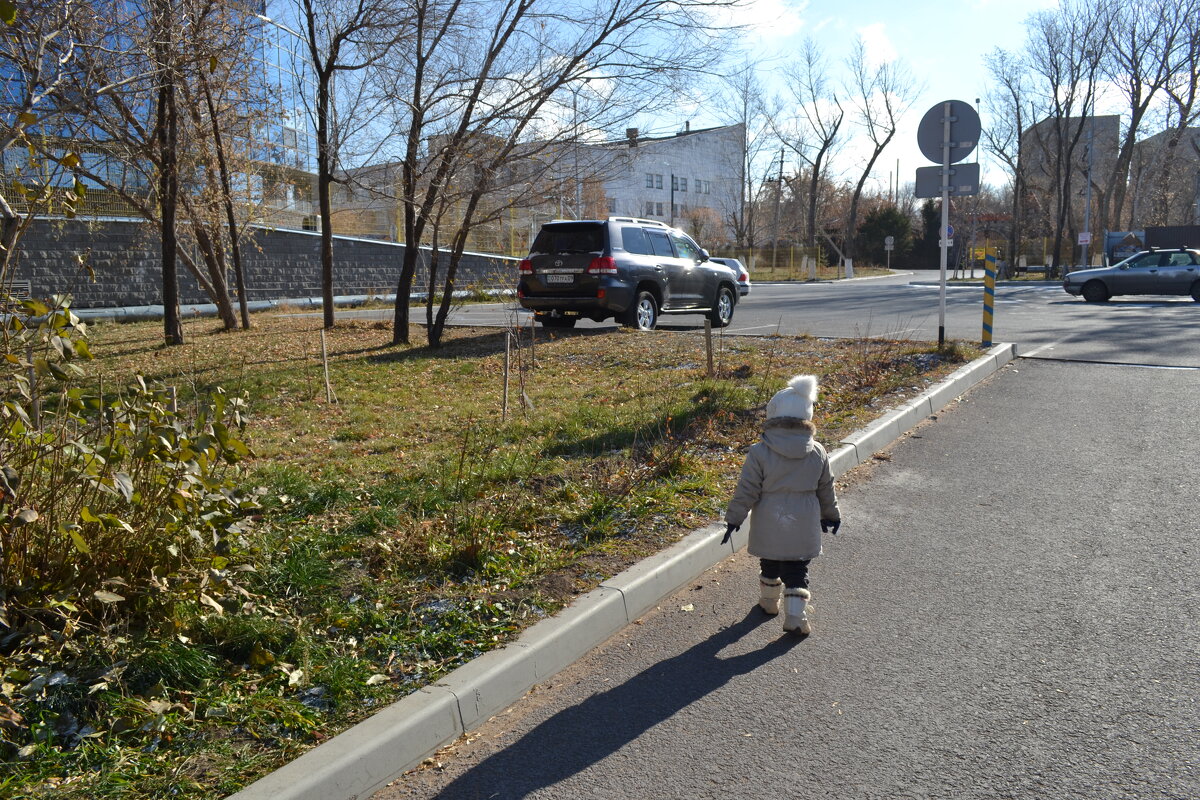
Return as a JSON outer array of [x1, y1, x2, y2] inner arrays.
[[428, 608, 803, 799]]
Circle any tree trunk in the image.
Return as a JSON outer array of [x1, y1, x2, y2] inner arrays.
[[1, 208, 24, 283], [316, 78, 336, 330], [202, 79, 250, 329], [844, 137, 892, 261], [156, 0, 183, 346], [190, 219, 239, 330]]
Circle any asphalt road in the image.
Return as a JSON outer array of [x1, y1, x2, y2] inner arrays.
[[375, 357, 1200, 800], [315, 273, 1200, 368]]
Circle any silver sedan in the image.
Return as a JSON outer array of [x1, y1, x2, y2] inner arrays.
[[1063, 248, 1200, 302]]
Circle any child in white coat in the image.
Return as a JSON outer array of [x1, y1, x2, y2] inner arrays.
[[723, 374, 841, 633]]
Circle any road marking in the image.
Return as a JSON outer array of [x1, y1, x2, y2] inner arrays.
[[727, 324, 785, 333], [1021, 342, 1060, 358], [1021, 355, 1200, 371]]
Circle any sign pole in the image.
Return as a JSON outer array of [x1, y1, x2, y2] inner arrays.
[[939, 101, 950, 350]]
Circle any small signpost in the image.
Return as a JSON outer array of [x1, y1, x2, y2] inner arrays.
[[884, 235, 894, 270], [916, 100, 981, 348]]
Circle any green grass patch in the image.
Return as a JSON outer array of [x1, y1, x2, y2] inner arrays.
[[1, 313, 979, 798]]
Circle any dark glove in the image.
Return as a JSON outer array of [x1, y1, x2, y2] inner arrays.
[[821, 519, 841, 535], [721, 523, 739, 545]]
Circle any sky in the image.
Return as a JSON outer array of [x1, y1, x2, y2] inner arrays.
[[675, 0, 1064, 192]]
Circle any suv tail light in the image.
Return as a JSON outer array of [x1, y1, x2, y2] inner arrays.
[[518, 258, 533, 274], [586, 256, 617, 275]]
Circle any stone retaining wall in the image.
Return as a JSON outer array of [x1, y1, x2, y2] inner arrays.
[[8, 218, 518, 308]]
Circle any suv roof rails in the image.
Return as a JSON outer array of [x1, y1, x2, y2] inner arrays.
[[608, 216, 670, 228]]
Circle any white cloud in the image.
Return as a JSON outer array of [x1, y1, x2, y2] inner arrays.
[[736, 0, 808, 42], [856, 22, 897, 67]]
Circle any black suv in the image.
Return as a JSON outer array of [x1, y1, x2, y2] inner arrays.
[[517, 217, 739, 330]]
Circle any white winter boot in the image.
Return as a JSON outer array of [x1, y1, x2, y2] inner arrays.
[[758, 576, 783, 615], [782, 588, 811, 634]]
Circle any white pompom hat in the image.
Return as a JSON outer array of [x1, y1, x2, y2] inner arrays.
[[766, 374, 818, 421]]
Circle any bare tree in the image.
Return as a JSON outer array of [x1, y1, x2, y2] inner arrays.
[[1157, 2, 1200, 224], [774, 38, 844, 249], [378, 0, 738, 347], [1097, 0, 1194, 230], [45, 0, 272, 333], [841, 37, 917, 261], [984, 47, 1040, 273], [714, 61, 776, 249], [292, 0, 411, 329], [1022, 0, 1109, 274], [0, 0, 147, 280], [191, 67, 253, 329]]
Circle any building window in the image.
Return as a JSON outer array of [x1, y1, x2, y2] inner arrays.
[[645, 201, 656, 217], [646, 173, 655, 188], [655, 202, 664, 216], [608, 197, 617, 213], [655, 174, 663, 189], [679, 178, 687, 192], [671, 175, 677, 191]]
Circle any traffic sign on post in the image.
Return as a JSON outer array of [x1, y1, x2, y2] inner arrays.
[[917, 101, 981, 165], [916, 99, 981, 350], [914, 163, 980, 198]]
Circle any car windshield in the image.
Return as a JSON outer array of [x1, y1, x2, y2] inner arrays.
[[529, 224, 604, 255]]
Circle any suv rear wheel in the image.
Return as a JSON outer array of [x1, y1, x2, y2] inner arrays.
[[621, 290, 658, 330], [707, 286, 735, 327]]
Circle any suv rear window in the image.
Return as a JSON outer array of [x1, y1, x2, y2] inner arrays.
[[530, 224, 604, 255]]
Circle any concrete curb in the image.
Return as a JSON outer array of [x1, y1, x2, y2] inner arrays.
[[909, 280, 1059, 288], [834, 343, 1017, 471], [225, 342, 1018, 800]]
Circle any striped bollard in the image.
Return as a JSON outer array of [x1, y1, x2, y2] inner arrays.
[[982, 253, 997, 347]]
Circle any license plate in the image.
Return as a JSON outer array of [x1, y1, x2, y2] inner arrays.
[[544, 274, 573, 284]]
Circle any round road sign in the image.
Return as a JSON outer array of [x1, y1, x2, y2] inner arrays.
[[917, 100, 981, 165]]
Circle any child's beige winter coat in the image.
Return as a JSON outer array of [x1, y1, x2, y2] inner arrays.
[[724, 423, 840, 561]]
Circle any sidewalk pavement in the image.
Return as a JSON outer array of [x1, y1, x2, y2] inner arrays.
[[227, 343, 1019, 800]]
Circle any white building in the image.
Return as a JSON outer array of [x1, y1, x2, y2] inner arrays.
[[588, 123, 745, 244], [1128, 127, 1200, 227]]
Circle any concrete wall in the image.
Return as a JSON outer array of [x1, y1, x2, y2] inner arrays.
[[9, 218, 519, 309]]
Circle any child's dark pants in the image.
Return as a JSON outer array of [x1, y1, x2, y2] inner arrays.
[[759, 558, 810, 590]]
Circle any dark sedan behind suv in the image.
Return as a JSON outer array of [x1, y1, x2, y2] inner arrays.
[[517, 217, 738, 330]]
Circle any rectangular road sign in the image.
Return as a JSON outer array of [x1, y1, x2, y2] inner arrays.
[[915, 163, 980, 198]]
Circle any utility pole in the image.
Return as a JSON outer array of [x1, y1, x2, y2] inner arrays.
[[670, 172, 676, 225], [1081, 111, 1095, 270], [771, 148, 783, 272], [572, 91, 580, 218]]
